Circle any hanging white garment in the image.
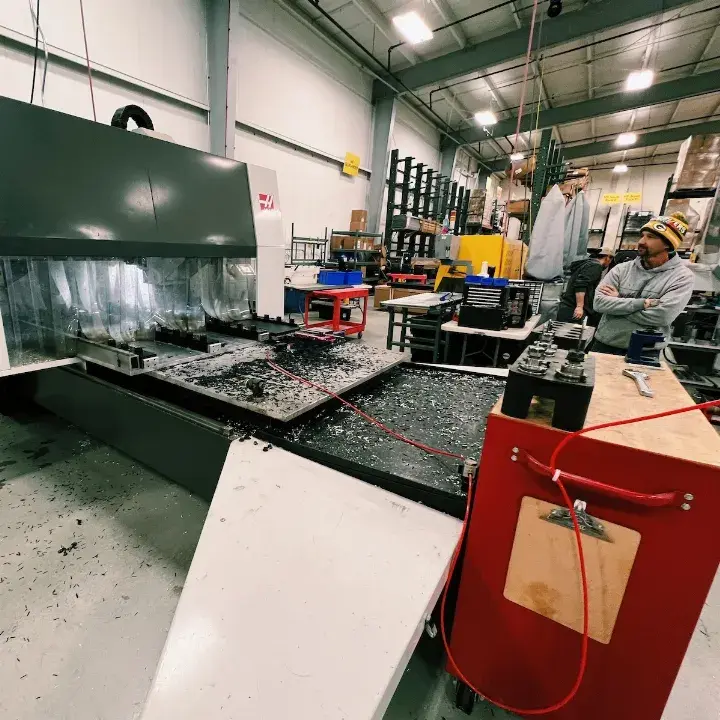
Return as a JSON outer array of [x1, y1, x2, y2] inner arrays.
[[574, 191, 591, 261], [526, 185, 566, 280], [563, 190, 591, 268]]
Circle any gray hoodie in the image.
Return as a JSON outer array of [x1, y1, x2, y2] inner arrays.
[[593, 254, 694, 349]]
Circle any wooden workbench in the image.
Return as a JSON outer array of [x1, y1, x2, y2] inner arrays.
[[494, 353, 720, 467]]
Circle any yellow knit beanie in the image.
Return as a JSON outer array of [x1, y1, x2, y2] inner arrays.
[[640, 211, 689, 250]]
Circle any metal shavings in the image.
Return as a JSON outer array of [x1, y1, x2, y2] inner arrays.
[[153, 339, 402, 421], [275, 367, 505, 496], [57, 542, 78, 557]]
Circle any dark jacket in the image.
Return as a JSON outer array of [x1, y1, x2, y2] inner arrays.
[[560, 258, 604, 317]]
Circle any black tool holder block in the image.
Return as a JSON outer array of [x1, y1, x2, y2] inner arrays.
[[530, 321, 596, 350], [502, 347, 596, 431]]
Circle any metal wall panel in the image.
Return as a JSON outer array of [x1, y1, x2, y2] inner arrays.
[[0, 98, 255, 258]]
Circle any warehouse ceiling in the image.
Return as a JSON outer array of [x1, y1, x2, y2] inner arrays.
[[292, 0, 720, 169]]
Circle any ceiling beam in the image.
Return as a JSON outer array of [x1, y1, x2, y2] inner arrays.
[[563, 120, 720, 160], [452, 68, 720, 146], [374, 0, 698, 96], [487, 119, 720, 170], [428, 0, 468, 49], [653, 23, 720, 157]]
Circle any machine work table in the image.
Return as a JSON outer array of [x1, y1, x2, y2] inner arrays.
[[140, 440, 462, 720]]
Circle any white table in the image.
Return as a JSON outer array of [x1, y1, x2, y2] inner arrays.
[[381, 293, 463, 362], [441, 314, 541, 366], [141, 440, 461, 720], [381, 292, 462, 309]]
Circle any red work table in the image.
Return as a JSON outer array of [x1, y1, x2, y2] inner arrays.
[[304, 287, 369, 337]]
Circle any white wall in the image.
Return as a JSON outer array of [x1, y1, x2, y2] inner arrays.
[[392, 103, 441, 170], [0, 0, 209, 149], [237, 129, 369, 244], [453, 149, 481, 190], [234, 0, 373, 244], [588, 164, 676, 246]]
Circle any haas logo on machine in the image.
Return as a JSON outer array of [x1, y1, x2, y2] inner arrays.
[[258, 193, 275, 211]]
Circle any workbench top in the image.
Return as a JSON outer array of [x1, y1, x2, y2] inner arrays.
[[140, 441, 462, 720], [495, 353, 720, 468]]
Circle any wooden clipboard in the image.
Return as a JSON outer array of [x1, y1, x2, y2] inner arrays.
[[503, 496, 641, 644]]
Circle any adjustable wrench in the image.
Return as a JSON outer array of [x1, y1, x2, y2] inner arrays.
[[623, 368, 654, 398]]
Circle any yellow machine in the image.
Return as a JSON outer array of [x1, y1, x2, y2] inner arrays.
[[433, 234, 526, 290]]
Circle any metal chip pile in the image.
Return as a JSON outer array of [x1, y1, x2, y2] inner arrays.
[[277, 367, 506, 497], [153, 339, 403, 421]]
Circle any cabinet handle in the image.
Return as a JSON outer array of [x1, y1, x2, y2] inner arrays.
[[519, 450, 683, 508]]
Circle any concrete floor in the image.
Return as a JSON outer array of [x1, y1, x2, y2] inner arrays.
[[1, 309, 718, 720], [0, 408, 208, 720]]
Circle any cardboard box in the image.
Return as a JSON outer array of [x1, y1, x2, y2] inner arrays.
[[357, 237, 381, 250], [507, 199, 530, 215], [374, 285, 391, 308], [331, 235, 357, 250], [350, 210, 368, 232], [674, 135, 720, 190], [412, 258, 440, 270]]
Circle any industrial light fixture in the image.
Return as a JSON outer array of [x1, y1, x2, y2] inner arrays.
[[613, 164, 629, 173], [625, 69, 654, 92], [510, 152, 525, 161], [475, 110, 498, 126], [392, 12, 433, 44], [547, 0, 563, 18], [616, 132, 637, 147]]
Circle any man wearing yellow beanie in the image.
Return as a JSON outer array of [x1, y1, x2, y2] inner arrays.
[[592, 212, 694, 354]]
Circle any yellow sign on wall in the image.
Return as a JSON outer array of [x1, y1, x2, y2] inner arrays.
[[624, 192, 642, 204], [602, 193, 621, 205], [342, 152, 361, 176]]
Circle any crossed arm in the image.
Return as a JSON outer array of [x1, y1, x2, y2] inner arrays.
[[593, 266, 693, 326]]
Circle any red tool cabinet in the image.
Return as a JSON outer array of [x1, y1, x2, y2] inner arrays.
[[449, 354, 720, 719]]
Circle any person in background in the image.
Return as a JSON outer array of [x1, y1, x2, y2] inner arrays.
[[592, 212, 694, 355], [557, 247, 615, 326]]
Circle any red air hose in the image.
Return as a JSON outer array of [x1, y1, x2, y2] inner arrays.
[[265, 352, 465, 460], [267, 352, 720, 714]]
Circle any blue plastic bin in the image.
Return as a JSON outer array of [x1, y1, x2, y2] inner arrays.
[[344, 271, 363, 285], [318, 270, 347, 285], [466, 275, 494, 285], [465, 275, 509, 287]]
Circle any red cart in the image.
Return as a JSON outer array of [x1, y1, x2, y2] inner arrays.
[[448, 353, 720, 719], [388, 273, 428, 284], [304, 287, 369, 338]]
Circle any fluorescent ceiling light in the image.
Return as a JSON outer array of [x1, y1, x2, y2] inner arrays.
[[392, 12, 433, 44], [613, 164, 629, 173], [510, 152, 524, 161], [616, 132, 637, 147], [625, 70, 654, 92], [475, 110, 498, 126]]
